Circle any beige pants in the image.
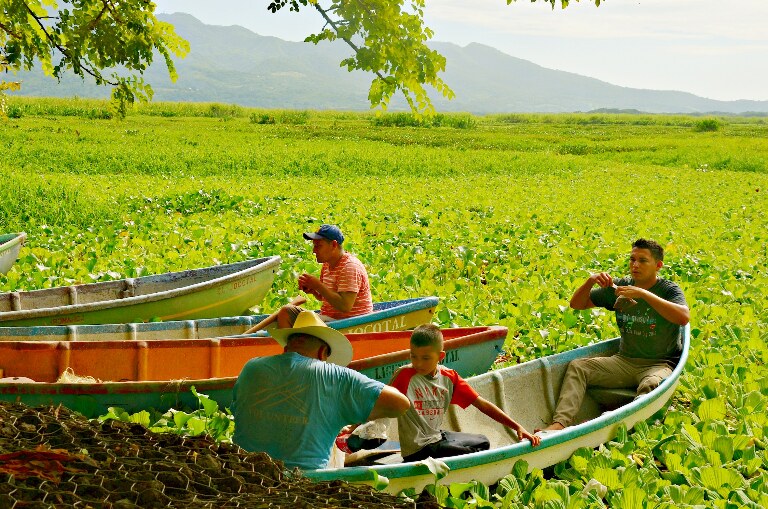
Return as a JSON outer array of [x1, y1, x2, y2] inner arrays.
[[551, 354, 673, 427]]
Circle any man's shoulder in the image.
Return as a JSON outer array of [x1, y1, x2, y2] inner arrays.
[[652, 278, 687, 301], [654, 277, 682, 289], [342, 252, 367, 268]]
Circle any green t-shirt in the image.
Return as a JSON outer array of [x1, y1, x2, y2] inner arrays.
[[590, 277, 687, 361]]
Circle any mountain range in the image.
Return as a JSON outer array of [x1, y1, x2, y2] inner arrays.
[[12, 13, 768, 114]]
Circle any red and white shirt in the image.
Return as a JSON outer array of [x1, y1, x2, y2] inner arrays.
[[391, 365, 479, 457], [320, 252, 373, 319]]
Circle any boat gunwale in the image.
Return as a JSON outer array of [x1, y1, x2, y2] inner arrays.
[[0, 325, 505, 393], [0, 232, 26, 251], [0, 296, 439, 340], [240, 296, 440, 338], [0, 256, 281, 320], [304, 324, 691, 483]]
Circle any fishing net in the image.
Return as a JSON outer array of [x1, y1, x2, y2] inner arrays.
[[0, 401, 420, 508], [56, 367, 102, 384]]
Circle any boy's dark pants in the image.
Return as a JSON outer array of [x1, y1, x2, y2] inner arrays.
[[402, 431, 490, 462]]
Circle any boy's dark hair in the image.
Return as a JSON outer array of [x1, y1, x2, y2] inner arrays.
[[632, 238, 664, 261], [410, 323, 443, 351]]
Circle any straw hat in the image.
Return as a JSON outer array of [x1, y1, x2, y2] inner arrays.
[[269, 311, 353, 366]]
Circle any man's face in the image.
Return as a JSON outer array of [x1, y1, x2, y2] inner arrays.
[[312, 238, 336, 263], [629, 247, 662, 284]]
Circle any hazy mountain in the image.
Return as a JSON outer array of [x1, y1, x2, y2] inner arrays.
[[12, 13, 768, 114]]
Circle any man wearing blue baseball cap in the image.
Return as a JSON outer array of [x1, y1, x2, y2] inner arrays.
[[277, 224, 373, 328]]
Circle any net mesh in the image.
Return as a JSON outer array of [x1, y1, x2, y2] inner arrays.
[[0, 401, 419, 508]]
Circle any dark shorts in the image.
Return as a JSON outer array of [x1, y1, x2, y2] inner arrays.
[[402, 430, 490, 463]]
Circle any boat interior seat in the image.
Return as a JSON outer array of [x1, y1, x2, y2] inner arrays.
[[587, 387, 636, 410]]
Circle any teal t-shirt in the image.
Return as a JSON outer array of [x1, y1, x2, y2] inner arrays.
[[590, 277, 687, 361], [232, 352, 384, 470]]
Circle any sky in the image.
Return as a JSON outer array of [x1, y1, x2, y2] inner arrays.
[[154, 0, 768, 102]]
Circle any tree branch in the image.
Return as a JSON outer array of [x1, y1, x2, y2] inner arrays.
[[312, 2, 386, 81], [23, 1, 117, 86], [0, 21, 21, 40]]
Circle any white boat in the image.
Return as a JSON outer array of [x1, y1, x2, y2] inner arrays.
[[0, 232, 26, 274], [305, 324, 691, 494]]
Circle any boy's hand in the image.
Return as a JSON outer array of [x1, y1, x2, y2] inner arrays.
[[517, 427, 541, 447]]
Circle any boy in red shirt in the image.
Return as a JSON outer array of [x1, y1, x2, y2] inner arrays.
[[390, 324, 540, 462]]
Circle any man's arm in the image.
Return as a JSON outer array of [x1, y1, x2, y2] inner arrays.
[[614, 286, 690, 325], [299, 273, 357, 312], [472, 397, 540, 446], [570, 272, 613, 310], [366, 386, 411, 421]]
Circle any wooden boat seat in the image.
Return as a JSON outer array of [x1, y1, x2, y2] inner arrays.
[[587, 387, 636, 410]]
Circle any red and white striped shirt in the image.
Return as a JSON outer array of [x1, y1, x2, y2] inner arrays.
[[320, 252, 373, 319]]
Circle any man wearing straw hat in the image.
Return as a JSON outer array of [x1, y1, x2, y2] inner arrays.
[[232, 310, 410, 470]]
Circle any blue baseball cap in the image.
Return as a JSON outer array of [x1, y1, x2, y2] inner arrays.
[[303, 224, 344, 244]]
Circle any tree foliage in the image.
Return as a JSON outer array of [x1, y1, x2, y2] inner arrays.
[[269, 0, 601, 115], [1, 0, 601, 118], [1, 0, 189, 117]]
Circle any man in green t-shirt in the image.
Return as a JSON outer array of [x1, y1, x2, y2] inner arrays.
[[541, 239, 690, 432]]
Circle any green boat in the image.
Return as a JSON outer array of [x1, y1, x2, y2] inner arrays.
[[0, 257, 281, 327], [0, 326, 506, 418], [0, 233, 26, 275]]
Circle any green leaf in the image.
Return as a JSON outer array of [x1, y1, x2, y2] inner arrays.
[[592, 467, 623, 490], [448, 482, 474, 498], [611, 486, 646, 509], [421, 456, 450, 481], [697, 397, 727, 420], [171, 409, 194, 428], [191, 386, 220, 416]]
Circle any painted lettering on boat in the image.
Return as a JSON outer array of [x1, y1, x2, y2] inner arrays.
[[346, 315, 406, 334], [231, 274, 261, 291], [50, 315, 85, 326], [444, 349, 460, 363], [374, 361, 407, 382], [372, 350, 460, 382]]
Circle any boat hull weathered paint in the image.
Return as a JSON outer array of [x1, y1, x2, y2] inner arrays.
[[0, 297, 439, 342], [304, 325, 691, 494], [0, 232, 26, 275], [0, 257, 281, 327], [0, 326, 506, 418]]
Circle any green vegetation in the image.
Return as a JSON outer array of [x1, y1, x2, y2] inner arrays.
[[2, 98, 767, 506], [693, 118, 723, 132]]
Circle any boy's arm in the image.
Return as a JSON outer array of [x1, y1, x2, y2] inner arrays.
[[471, 397, 541, 446]]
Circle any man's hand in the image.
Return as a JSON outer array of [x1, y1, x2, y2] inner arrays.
[[589, 272, 614, 288], [571, 272, 613, 310], [298, 273, 323, 298], [614, 285, 647, 300]]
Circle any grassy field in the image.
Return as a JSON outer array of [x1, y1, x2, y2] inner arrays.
[[2, 98, 767, 507]]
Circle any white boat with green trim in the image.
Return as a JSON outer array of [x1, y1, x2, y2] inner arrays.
[[0, 232, 26, 274], [0, 257, 280, 327], [305, 325, 690, 494]]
